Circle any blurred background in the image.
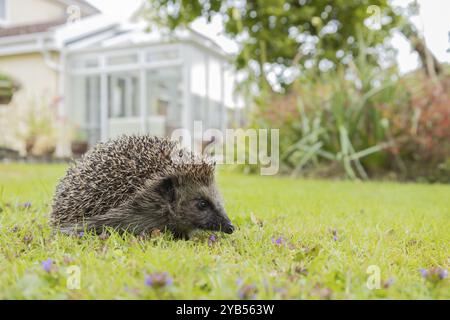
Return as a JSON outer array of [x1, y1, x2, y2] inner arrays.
[[0, 0, 449, 183]]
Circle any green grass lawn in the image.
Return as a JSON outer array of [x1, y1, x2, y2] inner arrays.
[[0, 163, 448, 299]]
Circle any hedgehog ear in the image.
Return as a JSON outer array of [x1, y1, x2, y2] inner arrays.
[[155, 176, 178, 202]]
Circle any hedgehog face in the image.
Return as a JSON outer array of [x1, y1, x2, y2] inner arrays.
[[156, 175, 234, 237]]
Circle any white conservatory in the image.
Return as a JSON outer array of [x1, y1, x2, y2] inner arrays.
[[64, 24, 238, 148]]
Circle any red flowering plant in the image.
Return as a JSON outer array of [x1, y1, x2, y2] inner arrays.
[[382, 71, 450, 182]]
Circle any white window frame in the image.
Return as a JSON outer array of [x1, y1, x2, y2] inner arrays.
[[67, 42, 229, 140], [0, 0, 8, 25]]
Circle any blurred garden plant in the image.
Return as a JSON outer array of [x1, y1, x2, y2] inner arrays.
[[16, 96, 59, 157], [259, 44, 397, 180], [0, 73, 20, 105], [256, 55, 450, 181], [70, 125, 89, 157], [384, 71, 450, 182]]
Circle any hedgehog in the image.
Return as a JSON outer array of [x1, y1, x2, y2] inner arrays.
[[51, 135, 234, 239]]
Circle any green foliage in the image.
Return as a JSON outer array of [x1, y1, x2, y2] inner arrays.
[[255, 46, 399, 179], [254, 60, 450, 182], [0, 163, 449, 299], [70, 125, 88, 142], [18, 97, 58, 140], [145, 0, 401, 91], [0, 73, 20, 103], [383, 71, 450, 182]]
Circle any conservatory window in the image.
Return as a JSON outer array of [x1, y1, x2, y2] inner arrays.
[[71, 58, 98, 69], [70, 74, 101, 146], [108, 73, 139, 118], [0, 0, 6, 22], [208, 57, 222, 102], [146, 49, 179, 63], [107, 54, 138, 66], [156, 99, 169, 116], [146, 67, 182, 131]]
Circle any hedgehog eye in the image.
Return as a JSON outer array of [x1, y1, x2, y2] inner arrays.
[[196, 199, 209, 211]]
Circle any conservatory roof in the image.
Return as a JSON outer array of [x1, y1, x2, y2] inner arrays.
[[0, 15, 229, 60], [65, 22, 229, 59]]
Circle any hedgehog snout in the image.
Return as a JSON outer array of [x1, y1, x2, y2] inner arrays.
[[205, 210, 234, 234], [222, 221, 235, 234], [218, 211, 234, 234]]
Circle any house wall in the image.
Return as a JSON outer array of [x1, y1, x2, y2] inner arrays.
[[0, 52, 60, 154], [4, 0, 66, 26]]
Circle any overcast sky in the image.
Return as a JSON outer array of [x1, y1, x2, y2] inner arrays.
[[87, 0, 450, 74]]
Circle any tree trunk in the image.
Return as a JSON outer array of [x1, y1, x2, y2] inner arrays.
[[400, 23, 442, 77]]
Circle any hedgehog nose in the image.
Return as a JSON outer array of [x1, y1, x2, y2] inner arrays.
[[223, 222, 235, 234]]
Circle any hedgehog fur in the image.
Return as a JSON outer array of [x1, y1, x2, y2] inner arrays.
[[51, 135, 234, 239]]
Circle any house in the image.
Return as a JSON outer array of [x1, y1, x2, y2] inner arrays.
[[0, 0, 239, 156]]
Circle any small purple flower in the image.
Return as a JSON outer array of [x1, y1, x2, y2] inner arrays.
[[237, 284, 258, 300], [23, 234, 33, 244], [439, 269, 448, 280], [331, 229, 339, 241], [208, 234, 217, 246], [42, 258, 54, 273], [22, 202, 32, 209], [78, 231, 84, 237], [271, 237, 284, 246], [145, 272, 173, 288], [420, 267, 448, 283], [312, 283, 333, 299], [273, 286, 287, 295], [382, 278, 395, 289], [420, 268, 428, 278]]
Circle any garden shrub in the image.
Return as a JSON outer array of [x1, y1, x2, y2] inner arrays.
[[251, 68, 450, 182]]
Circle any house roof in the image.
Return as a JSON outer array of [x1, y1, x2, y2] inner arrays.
[[0, 0, 100, 38], [54, 0, 100, 15], [0, 19, 67, 37]]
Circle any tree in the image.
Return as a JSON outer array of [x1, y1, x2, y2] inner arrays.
[[396, 2, 442, 78], [145, 0, 401, 93]]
